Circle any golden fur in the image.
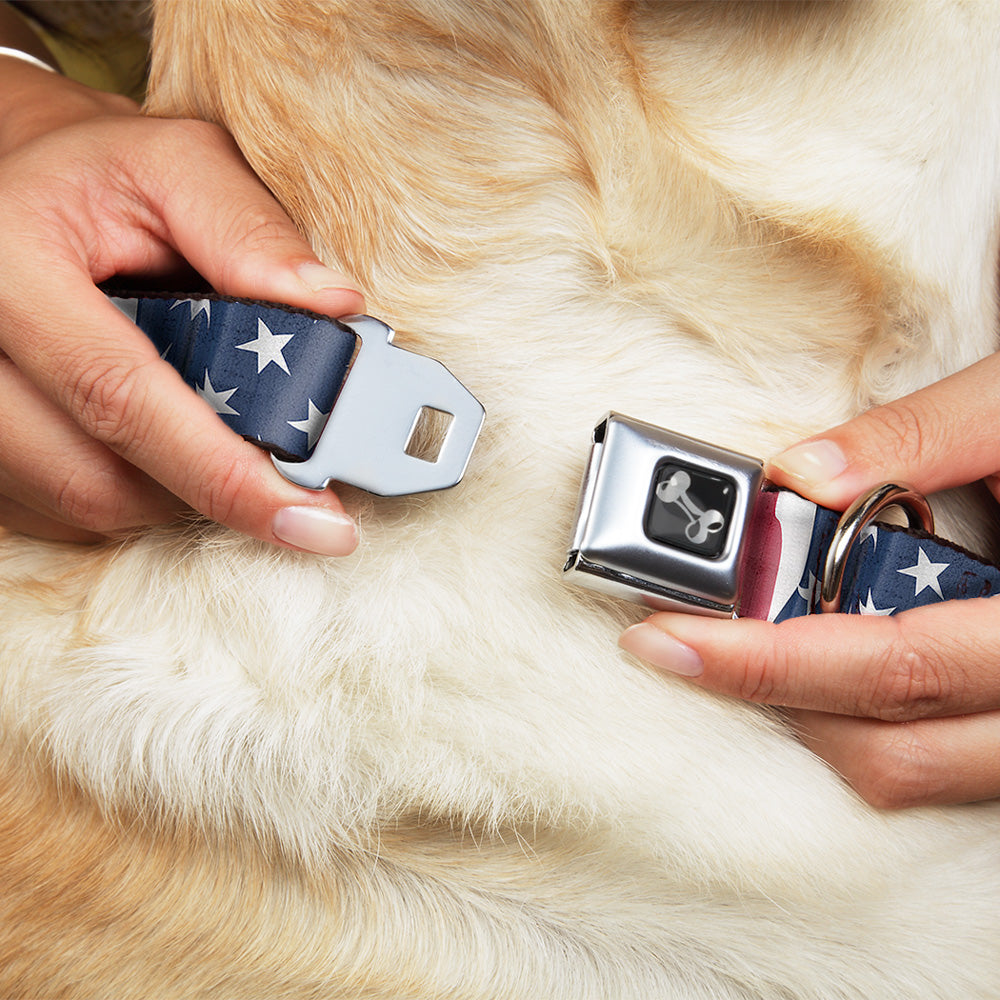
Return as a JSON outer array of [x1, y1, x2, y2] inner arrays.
[[2, 1, 1000, 996]]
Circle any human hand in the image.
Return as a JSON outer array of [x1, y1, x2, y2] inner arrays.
[[0, 59, 364, 552], [620, 351, 1000, 808]]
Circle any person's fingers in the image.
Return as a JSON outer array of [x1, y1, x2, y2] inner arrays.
[[114, 118, 365, 316], [789, 708, 1000, 808], [0, 493, 105, 543], [618, 599, 1000, 722], [1, 275, 358, 552], [765, 350, 1000, 509], [1, 116, 363, 316], [0, 355, 183, 531], [0, 117, 363, 552]]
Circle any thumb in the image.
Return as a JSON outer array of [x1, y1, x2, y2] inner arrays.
[[765, 351, 1000, 509], [139, 120, 364, 318]]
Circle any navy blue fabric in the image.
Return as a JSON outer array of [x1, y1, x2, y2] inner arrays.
[[774, 508, 1000, 621], [116, 292, 356, 461], [840, 525, 1000, 614]]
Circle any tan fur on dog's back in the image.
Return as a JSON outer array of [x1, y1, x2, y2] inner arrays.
[[2, 1, 1000, 997]]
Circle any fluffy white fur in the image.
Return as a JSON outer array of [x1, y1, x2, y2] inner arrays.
[[1, 1, 999, 996]]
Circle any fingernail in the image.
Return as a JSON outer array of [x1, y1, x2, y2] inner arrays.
[[272, 506, 357, 556], [296, 261, 360, 295], [619, 623, 703, 677], [768, 439, 848, 489]]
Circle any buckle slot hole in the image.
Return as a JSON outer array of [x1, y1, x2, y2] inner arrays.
[[405, 406, 454, 463]]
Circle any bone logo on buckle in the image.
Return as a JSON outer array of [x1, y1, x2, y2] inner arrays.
[[564, 413, 764, 618], [655, 471, 725, 545], [273, 315, 485, 497], [648, 464, 735, 556]]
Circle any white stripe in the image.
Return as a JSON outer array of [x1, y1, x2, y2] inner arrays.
[[767, 491, 819, 620]]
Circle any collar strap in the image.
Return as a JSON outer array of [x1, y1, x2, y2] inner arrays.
[[737, 486, 1000, 620], [564, 413, 1000, 619], [108, 292, 484, 496]]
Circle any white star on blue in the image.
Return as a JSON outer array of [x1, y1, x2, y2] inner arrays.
[[897, 547, 949, 598], [236, 318, 294, 375], [196, 369, 240, 416], [287, 399, 330, 449], [857, 589, 895, 616], [170, 297, 211, 324]]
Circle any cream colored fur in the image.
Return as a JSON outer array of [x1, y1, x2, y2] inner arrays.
[[2, 1, 999, 996]]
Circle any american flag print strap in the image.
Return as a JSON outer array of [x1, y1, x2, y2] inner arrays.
[[109, 292, 357, 463], [738, 488, 1000, 621], [108, 291, 485, 497]]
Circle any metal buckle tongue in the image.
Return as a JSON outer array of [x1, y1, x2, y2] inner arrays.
[[272, 315, 485, 496]]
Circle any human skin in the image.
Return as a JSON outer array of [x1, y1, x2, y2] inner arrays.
[[621, 354, 1000, 808], [0, 34, 364, 555]]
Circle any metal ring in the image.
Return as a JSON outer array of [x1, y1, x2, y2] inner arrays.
[[818, 483, 934, 614]]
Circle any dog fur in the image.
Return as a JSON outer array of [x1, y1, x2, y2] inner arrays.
[[2, 1, 1000, 996]]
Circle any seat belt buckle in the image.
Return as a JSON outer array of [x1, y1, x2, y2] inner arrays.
[[563, 413, 764, 618], [272, 315, 485, 497]]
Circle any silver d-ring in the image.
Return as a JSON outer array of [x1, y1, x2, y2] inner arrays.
[[818, 483, 934, 614]]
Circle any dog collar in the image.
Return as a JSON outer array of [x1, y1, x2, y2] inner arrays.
[[564, 413, 1000, 620], [108, 292, 484, 497]]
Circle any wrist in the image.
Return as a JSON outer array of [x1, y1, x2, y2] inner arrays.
[[0, 46, 55, 73], [0, 59, 68, 155], [0, 59, 138, 157]]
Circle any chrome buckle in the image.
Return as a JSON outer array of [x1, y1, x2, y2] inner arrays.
[[273, 315, 485, 496], [564, 413, 764, 618]]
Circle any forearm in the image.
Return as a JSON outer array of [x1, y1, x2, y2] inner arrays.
[[0, 6, 137, 157]]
